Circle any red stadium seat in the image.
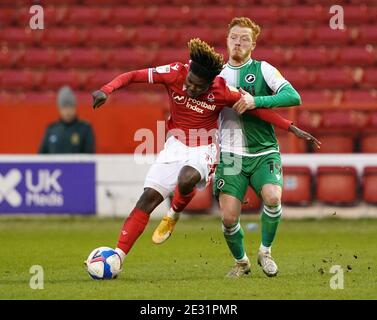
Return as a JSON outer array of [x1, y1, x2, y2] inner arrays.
[[360, 132, 377, 153], [62, 48, 103, 68], [311, 27, 351, 45], [342, 90, 377, 108], [276, 130, 307, 153], [82, 0, 125, 4], [342, 5, 371, 24], [153, 48, 189, 66], [252, 47, 287, 67], [322, 110, 358, 128], [63, 7, 109, 26], [268, 26, 308, 45], [42, 28, 83, 47], [107, 7, 148, 26], [363, 167, 377, 204], [194, 6, 235, 26], [42, 70, 82, 90], [0, 48, 24, 68], [242, 187, 262, 212], [18, 48, 58, 68], [84, 70, 122, 91], [316, 166, 358, 205], [282, 166, 312, 205], [0, 8, 15, 27], [0, 28, 36, 47], [280, 68, 313, 89], [313, 68, 355, 89], [184, 183, 213, 212], [174, 27, 226, 47], [0, 70, 38, 90], [133, 26, 171, 46], [297, 110, 323, 129], [336, 47, 376, 66], [105, 48, 154, 69], [300, 90, 335, 108], [150, 6, 194, 25], [290, 47, 336, 67], [313, 131, 355, 153], [15, 6, 66, 27], [354, 26, 377, 45], [85, 27, 127, 47], [281, 5, 327, 24], [361, 68, 377, 89], [233, 7, 279, 25]]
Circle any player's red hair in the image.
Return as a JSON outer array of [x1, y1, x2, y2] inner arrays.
[[228, 17, 261, 41]]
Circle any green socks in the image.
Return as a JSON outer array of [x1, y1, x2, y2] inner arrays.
[[222, 220, 246, 261], [261, 204, 282, 248]]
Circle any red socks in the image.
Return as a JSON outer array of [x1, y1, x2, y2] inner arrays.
[[117, 208, 150, 255], [170, 185, 197, 212]]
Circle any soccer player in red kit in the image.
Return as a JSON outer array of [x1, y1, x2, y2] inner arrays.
[[91, 38, 312, 269]]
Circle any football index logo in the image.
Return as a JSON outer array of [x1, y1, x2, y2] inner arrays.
[[0, 169, 22, 207], [172, 92, 187, 105]]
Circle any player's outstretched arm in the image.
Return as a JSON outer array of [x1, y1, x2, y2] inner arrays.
[[288, 124, 321, 150]]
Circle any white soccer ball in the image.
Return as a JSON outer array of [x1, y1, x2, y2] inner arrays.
[[86, 247, 122, 280]]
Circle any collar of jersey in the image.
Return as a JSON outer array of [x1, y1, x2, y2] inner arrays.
[[226, 58, 253, 70]]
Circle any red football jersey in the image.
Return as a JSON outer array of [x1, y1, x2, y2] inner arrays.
[[100, 61, 292, 147]]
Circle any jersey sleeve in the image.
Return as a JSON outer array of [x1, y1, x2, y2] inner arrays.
[[224, 84, 241, 106], [261, 61, 289, 93], [248, 109, 292, 131], [148, 62, 182, 86]]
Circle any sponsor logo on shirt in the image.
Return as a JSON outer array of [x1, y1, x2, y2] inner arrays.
[[155, 65, 171, 73], [172, 92, 187, 105]]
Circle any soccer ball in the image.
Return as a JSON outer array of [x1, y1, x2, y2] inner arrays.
[[86, 247, 122, 280]]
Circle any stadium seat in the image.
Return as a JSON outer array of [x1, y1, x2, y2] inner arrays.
[[0, 28, 36, 47], [297, 110, 323, 129], [282, 166, 312, 205], [18, 48, 58, 68], [173, 27, 226, 47], [233, 7, 279, 25], [360, 131, 377, 153], [336, 47, 376, 66], [85, 27, 128, 47], [276, 130, 307, 153], [0, 8, 15, 27], [84, 70, 122, 91], [363, 167, 377, 204], [242, 187, 262, 212], [42, 28, 83, 47], [361, 68, 377, 89], [280, 68, 313, 89], [193, 6, 235, 26], [63, 7, 109, 26], [316, 166, 358, 205], [300, 90, 335, 108], [153, 48, 189, 66], [42, 70, 82, 90], [354, 26, 377, 45], [107, 7, 148, 26], [321, 110, 359, 129], [311, 26, 351, 45], [0, 48, 24, 68], [341, 6, 371, 24], [134, 26, 171, 46], [289, 47, 335, 67], [184, 183, 213, 212], [281, 5, 327, 24], [312, 130, 355, 153], [62, 48, 103, 68], [15, 6, 66, 27], [252, 47, 287, 67], [0, 70, 37, 90], [342, 90, 377, 108], [313, 68, 355, 89], [105, 48, 154, 69], [150, 6, 194, 26], [268, 26, 308, 46], [81, 0, 125, 4]]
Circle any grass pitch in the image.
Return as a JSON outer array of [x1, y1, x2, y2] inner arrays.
[[0, 215, 376, 300]]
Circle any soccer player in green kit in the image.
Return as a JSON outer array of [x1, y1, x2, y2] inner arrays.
[[153, 17, 321, 278]]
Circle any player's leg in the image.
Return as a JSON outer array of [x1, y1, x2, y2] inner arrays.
[[152, 165, 201, 244], [215, 152, 250, 277], [115, 187, 164, 261], [250, 153, 283, 277]]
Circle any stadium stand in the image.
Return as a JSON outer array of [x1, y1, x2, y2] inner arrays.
[[282, 166, 312, 205]]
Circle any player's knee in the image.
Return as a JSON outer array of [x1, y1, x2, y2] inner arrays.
[[222, 214, 239, 227], [177, 166, 201, 194], [136, 188, 163, 214], [220, 205, 239, 227], [262, 185, 282, 207]]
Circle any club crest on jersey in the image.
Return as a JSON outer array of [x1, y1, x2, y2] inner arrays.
[[207, 92, 215, 103], [172, 92, 187, 105], [245, 74, 256, 83], [217, 179, 225, 189]]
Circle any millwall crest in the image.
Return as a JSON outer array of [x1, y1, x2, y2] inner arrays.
[[245, 74, 256, 83]]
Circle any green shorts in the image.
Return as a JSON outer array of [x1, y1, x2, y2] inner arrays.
[[213, 152, 283, 203]]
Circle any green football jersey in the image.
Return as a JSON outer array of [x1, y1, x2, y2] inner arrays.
[[219, 58, 289, 157]]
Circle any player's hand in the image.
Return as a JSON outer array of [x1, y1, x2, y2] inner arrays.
[[288, 124, 321, 150], [92, 90, 108, 109], [233, 88, 256, 114]]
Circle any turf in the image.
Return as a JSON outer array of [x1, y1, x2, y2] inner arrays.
[[0, 216, 376, 300]]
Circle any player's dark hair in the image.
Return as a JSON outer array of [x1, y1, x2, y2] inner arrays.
[[188, 38, 224, 83]]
